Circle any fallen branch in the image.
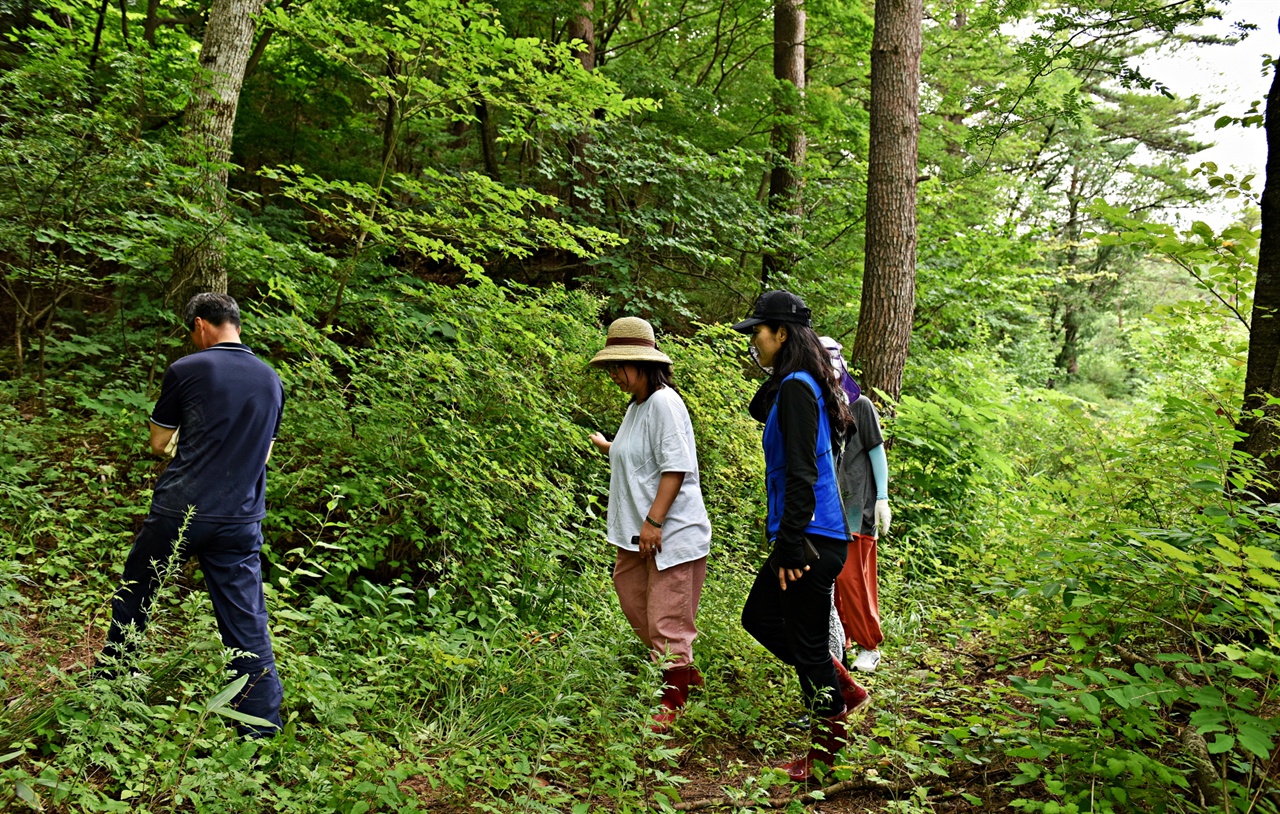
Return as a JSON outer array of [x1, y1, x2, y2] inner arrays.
[[939, 646, 1053, 669], [1181, 725, 1224, 808], [1113, 645, 1196, 689], [1112, 644, 1223, 807]]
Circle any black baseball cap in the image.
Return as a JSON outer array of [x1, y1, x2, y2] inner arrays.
[[731, 290, 812, 333]]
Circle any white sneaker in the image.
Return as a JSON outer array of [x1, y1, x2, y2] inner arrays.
[[852, 649, 881, 673]]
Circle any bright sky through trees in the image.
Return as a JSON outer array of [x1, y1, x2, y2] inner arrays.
[[1143, 0, 1273, 227]]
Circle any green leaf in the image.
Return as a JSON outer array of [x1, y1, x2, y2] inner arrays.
[[209, 706, 278, 729], [1244, 546, 1280, 570], [1236, 723, 1274, 760], [205, 673, 250, 712], [1206, 734, 1235, 754], [1104, 687, 1132, 709], [1143, 538, 1194, 562], [15, 780, 39, 807]]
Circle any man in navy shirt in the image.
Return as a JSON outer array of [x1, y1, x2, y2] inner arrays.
[[101, 293, 285, 736]]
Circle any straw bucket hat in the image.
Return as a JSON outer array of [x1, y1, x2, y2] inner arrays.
[[589, 317, 673, 368]]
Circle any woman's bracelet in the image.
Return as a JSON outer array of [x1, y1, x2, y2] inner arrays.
[[644, 515, 663, 529]]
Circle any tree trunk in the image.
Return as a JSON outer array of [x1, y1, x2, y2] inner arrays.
[[1054, 164, 1084, 378], [849, 0, 922, 410], [88, 0, 110, 72], [1236, 23, 1280, 500], [168, 0, 265, 306], [1055, 307, 1081, 375], [143, 0, 161, 43], [476, 97, 500, 181], [762, 0, 806, 285], [381, 51, 400, 172], [563, 0, 595, 289]]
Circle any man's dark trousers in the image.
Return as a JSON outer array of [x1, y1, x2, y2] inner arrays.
[[105, 512, 283, 736]]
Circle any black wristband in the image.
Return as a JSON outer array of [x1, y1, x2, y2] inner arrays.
[[644, 515, 663, 529]]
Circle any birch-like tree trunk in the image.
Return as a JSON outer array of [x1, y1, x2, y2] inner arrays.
[[169, 0, 265, 305], [762, 0, 806, 285], [849, 0, 922, 410]]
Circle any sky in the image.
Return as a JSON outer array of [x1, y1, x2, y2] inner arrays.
[[1140, 0, 1275, 228]]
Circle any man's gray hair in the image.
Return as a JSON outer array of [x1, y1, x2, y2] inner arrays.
[[184, 293, 241, 330]]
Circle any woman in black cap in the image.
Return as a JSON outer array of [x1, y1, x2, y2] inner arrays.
[[732, 290, 869, 782]]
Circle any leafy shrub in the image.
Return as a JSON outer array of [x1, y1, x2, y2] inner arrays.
[[975, 377, 1280, 811], [216, 280, 766, 637]]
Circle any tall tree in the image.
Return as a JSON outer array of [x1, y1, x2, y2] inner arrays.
[[563, 0, 596, 289], [762, 0, 806, 284], [169, 0, 265, 304], [849, 0, 921, 408], [1237, 31, 1280, 499]]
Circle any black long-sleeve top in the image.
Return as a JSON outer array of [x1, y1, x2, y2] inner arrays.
[[751, 377, 820, 568]]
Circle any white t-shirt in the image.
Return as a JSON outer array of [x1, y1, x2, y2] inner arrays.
[[607, 387, 711, 570]]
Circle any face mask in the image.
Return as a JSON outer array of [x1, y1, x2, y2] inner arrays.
[[748, 343, 773, 375]]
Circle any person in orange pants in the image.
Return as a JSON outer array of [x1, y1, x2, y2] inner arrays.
[[821, 338, 891, 673]]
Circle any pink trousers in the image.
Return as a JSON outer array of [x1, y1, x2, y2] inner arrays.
[[834, 533, 884, 651], [612, 549, 707, 668]]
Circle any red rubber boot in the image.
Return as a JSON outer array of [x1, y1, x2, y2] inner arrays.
[[651, 665, 694, 733], [781, 708, 849, 782], [832, 656, 870, 712]]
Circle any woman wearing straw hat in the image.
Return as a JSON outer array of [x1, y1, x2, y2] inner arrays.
[[588, 317, 711, 732], [732, 290, 869, 783]]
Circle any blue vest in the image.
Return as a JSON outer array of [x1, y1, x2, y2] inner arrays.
[[763, 371, 849, 541]]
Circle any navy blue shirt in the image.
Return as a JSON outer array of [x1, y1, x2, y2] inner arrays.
[[149, 342, 284, 523]]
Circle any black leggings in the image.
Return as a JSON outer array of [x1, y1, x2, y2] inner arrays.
[[741, 534, 848, 717]]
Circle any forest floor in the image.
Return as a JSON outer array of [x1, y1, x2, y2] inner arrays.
[[6, 612, 1021, 812], [401, 736, 902, 813], [392, 636, 1041, 813]]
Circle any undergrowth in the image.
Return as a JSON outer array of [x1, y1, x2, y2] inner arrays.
[[1, 281, 1277, 812]]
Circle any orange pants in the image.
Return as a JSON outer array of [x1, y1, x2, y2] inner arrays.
[[834, 533, 883, 651]]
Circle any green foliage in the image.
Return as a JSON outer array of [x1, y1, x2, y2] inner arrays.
[[1091, 200, 1260, 332], [246, 0, 658, 323], [0, 559, 25, 694], [968, 0, 1214, 148], [886, 346, 1021, 588], [966, 365, 1279, 810], [264, 0, 650, 138], [254, 281, 614, 617], [259, 164, 624, 274], [0, 32, 193, 379], [0, 0, 1272, 809], [561, 124, 774, 319]]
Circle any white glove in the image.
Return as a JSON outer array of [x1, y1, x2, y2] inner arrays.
[[874, 499, 891, 537]]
